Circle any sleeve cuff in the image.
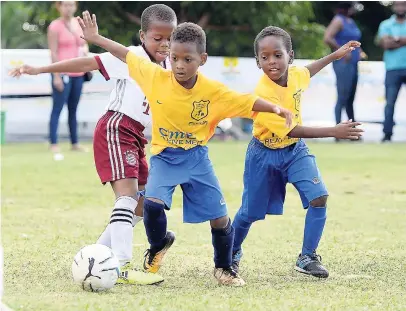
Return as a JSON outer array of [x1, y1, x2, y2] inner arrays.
[[304, 67, 310, 79], [125, 51, 134, 64], [94, 55, 110, 81]]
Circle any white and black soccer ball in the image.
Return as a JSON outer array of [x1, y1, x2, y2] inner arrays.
[[71, 244, 120, 292]]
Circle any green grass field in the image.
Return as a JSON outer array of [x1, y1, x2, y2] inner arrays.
[[2, 141, 406, 311]]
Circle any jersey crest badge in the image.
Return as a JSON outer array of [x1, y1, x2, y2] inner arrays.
[[191, 100, 210, 121], [293, 89, 302, 112]]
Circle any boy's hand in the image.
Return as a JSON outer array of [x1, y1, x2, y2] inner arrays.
[[275, 107, 293, 128], [8, 65, 40, 78], [77, 11, 99, 43], [334, 41, 361, 60], [334, 120, 364, 140]]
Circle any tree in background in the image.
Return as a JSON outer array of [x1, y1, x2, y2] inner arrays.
[[0, 1, 394, 60], [1, 2, 48, 49]]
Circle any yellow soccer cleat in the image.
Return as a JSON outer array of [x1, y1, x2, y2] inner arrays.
[[143, 231, 175, 273], [116, 263, 164, 285]]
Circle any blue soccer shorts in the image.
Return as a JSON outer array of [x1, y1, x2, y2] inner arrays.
[[145, 146, 228, 223], [237, 138, 328, 222]]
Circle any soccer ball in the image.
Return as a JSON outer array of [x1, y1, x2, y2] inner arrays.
[[71, 244, 120, 292]]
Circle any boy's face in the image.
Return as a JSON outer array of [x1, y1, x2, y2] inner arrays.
[[169, 42, 207, 82], [140, 21, 176, 63], [256, 36, 293, 83]]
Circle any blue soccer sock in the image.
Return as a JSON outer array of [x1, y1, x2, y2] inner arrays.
[[302, 206, 327, 255], [212, 219, 234, 268], [232, 211, 253, 253], [143, 199, 167, 251]]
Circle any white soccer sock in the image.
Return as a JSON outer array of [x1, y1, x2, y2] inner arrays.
[[133, 215, 143, 227], [96, 205, 143, 263], [96, 224, 111, 248], [109, 196, 138, 265]]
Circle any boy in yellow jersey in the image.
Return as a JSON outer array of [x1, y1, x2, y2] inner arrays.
[[77, 11, 293, 286], [231, 26, 363, 279]]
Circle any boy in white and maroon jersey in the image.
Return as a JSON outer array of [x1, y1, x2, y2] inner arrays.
[[9, 4, 177, 285]]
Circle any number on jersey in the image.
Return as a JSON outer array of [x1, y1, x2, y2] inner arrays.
[[142, 97, 150, 115]]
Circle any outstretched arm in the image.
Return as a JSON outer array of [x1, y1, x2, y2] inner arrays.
[[77, 11, 129, 63], [8, 57, 99, 77], [305, 41, 361, 77], [288, 121, 363, 140], [252, 98, 293, 128]]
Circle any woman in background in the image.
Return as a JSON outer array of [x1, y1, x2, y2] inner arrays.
[[48, 1, 87, 152], [324, 2, 366, 129]]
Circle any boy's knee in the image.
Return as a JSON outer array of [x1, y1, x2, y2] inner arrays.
[[146, 197, 165, 205], [310, 195, 328, 208], [210, 215, 229, 229], [111, 178, 139, 199], [144, 197, 166, 213]]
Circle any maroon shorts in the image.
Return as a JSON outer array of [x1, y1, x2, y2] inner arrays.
[[93, 111, 149, 185]]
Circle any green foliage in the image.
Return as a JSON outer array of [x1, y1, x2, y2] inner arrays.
[[0, 2, 48, 49], [0, 1, 394, 60], [0, 1, 328, 58]]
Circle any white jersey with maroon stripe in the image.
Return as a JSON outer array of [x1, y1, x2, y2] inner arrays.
[[94, 45, 170, 131]]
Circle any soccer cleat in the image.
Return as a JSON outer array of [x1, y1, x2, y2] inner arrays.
[[294, 253, 329, 278], [214, 267, 246, 286], [143, 230, 175, 273], [116, 263, 164, 285], [231, 249, 243, 274]]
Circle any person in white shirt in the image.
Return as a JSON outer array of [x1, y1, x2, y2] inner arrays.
[[9, 4, 177, 285]]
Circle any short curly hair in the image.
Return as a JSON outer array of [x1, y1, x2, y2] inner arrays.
[[140, 4, 177, 32], [254, 26, 292, 56], [171, 22, 206, 53]]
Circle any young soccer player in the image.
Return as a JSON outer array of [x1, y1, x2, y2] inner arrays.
[[76, 11, 294, 286], [9, 4, 178, 285], [231, 26, 363, 279]]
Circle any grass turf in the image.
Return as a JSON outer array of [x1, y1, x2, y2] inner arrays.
[[2, 141, 406, 311]]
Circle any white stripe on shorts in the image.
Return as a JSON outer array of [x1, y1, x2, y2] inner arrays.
[[110, 113, 121, 181], [114, 113, 125, 179], [106, 112, 118, 180]]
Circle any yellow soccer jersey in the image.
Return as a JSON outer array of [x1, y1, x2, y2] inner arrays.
[[126, 51, 258, 154], [252, 66, 311, 149]]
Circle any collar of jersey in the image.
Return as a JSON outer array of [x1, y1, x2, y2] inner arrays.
[[263, 67, 292, 91], [171, 72, 202, 93]]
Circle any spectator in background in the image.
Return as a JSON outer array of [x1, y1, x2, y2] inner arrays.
[[377, 1, 406, 143], [47, 1, 87, 152], [324, 2, 365, 129]]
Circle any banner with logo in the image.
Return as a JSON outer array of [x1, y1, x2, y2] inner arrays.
[[1, 49, 405, 139]]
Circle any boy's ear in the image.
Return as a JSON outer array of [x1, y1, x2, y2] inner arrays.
[[288, 50, 295, 64], [200, 53, 208, 66], [139, 30, 145, 44], [255, 57, 261, 69]]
